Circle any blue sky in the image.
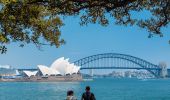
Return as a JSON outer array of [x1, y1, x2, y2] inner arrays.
[[0, 16, 170, 69]]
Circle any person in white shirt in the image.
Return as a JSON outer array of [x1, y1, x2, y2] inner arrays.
[[66, 90, 77, 100]]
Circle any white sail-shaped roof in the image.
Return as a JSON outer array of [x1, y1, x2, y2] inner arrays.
[[37, 65, 60, 76], [65, 63, 73, 74], [23, 71, 38, 77], [37, 57, 80, 76], [72, 65, 80, 74], [51, 57, 65, 68], [68, 63, 76, 74], [50, 57, 69, 75], [65, 58, 69, 62], [15, 70, 20, 75]]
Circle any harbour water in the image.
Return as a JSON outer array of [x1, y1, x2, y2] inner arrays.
[[0, 78, 170, 100]]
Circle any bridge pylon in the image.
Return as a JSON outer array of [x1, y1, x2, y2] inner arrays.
[[90, 69, 93, 77], [159, 62, 168, 78], [159, 66, 168, 78]]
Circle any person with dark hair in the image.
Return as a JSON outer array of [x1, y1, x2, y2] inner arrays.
[[81, 86, 96, 100], [66, 90, 77, 100]]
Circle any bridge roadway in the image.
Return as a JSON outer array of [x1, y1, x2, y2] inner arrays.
[[80, 67, 161, 70], [17, 66, 163, 71]]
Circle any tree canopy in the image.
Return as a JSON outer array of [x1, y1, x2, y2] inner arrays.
[[0, 0, 169, 54]]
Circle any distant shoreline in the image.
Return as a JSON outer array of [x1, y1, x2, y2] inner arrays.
[[0, 74, 83, 82]]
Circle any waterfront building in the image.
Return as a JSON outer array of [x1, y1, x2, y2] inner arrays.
[[108, 70, 155, 79], [0, 57, 82, 82], [23, 71, 38, 77], [0, 65, 16, 76], [22, 57, 80, 77]]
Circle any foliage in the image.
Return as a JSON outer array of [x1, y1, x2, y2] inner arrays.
[[0, 0, 169, 54], [0, 0, 65, 54]]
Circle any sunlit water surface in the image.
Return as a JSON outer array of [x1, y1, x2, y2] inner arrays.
[[0, 78, 170, 100]]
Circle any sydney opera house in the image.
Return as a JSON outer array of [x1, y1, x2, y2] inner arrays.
[[0, 57, 82, 82]]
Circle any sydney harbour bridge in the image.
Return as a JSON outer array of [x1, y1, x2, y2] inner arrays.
[[19, 53, 170, 78], [73, 53, 170, 78]]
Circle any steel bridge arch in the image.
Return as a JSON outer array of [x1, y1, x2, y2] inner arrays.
[[73, 53, 161, 77]]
